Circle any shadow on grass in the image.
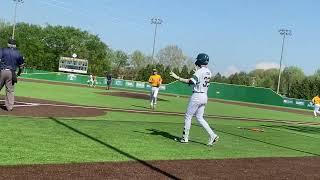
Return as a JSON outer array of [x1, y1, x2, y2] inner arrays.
[[262, 124, 320, 135], [217, 129, 320, 156], [50, 117, 181, 180], [134, 129, 207, 146], [131, 105, 151, 110]]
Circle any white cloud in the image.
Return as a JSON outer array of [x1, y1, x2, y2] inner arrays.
[[221, 62, 281, 77], [255, 62, 279, 70], [223, 65, 240, 77]]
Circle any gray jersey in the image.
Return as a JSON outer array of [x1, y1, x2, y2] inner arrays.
[[190, 67, 212, 94]]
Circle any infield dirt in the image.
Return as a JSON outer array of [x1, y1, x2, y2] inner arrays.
[[1, 157, 319, 179]]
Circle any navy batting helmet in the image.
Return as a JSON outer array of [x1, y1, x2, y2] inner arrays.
[[195, 53, 209, 66]]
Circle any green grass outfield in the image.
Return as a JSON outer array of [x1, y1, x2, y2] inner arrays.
[[0, 81, 319, 165], [16, 81, 315, 121]]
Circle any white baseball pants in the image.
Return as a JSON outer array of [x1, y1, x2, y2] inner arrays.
[[314, 104, 320, 116], [150, 87, 160, 105], [182, 93, 217, 141]]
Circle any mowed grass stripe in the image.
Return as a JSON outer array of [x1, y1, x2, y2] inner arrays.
[[15, 81, 316, 122], [0, 116, 319, 165], [261, 124, 320, 139]]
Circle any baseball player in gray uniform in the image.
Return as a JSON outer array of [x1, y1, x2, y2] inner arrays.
[[170, 53, 219, 146]]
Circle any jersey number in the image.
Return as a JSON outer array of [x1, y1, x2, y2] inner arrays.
[[203, 77, 210, 87]]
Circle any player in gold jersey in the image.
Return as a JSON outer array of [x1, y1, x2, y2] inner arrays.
[[148, 69, 162, 110], [312, 94, 320, 117]]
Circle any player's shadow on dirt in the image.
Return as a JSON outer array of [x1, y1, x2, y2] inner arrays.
[[49, 117, 181, 180], [134, 129, 207, 146]]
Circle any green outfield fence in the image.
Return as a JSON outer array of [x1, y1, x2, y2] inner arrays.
[[21, 70, 167, 91], [165, 81, 314, 110], [20, 69, 313, 110]]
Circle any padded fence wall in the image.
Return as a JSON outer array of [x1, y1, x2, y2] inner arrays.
[[21, 71, 166, 91]]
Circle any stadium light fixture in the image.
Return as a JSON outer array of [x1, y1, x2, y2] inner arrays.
[[12, 0, 24, 40], [151, 17, 163, 62], [276, 29, 292, 94]]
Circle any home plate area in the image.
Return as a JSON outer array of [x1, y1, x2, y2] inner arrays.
[[0, 96, 105, 117]]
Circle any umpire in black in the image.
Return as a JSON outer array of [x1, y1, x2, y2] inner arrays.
[[0, 39, 24, 111]]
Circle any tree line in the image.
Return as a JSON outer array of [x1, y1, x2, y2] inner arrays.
[[0, 21, 194, 78], [0, 21, 318, 100], [212, 66, 320, 100]]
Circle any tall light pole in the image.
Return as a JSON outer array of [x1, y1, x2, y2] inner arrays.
[[151, 18, 163, 62], [276, 29, 292, 94], [12, 0, 24, 40]]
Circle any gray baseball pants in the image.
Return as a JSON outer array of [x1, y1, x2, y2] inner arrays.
[[0, 70, 14, 111]]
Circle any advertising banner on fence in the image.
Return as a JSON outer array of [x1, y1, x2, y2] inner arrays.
[[136, 82, 145, 88], [125, 81, 135, 88], [282, 97, 313, 110], [114, 80, 124, 86], [160, 85, 166, 90], [283, 98, 294, 105]]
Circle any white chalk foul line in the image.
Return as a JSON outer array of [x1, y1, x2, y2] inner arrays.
[[0, 100, 40, 107], [14, 104, 40, 107], [15, 101, 40, 106]]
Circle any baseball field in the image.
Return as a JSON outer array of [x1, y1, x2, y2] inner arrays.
[[0, 79, 319, 179]]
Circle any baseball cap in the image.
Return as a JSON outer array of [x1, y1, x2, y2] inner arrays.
[[8, 38, 16, 45]]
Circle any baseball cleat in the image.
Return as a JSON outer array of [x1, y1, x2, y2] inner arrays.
[[179, 138, 189, 143], [208, 135, 219, 146]]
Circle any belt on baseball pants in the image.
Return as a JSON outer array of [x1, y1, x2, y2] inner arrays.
[[193, 91, 204, 93]]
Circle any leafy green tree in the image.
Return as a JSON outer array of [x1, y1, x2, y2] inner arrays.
[[135, 64, 155, 82], [180, 65, 190, 78], [162, 65, 174, 84], [281, 66, 305, 96], [0, 23, 112, 76], [213, 72, 228, 83], [228, 72, 250, 86], [213, 73, 222, 82]]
